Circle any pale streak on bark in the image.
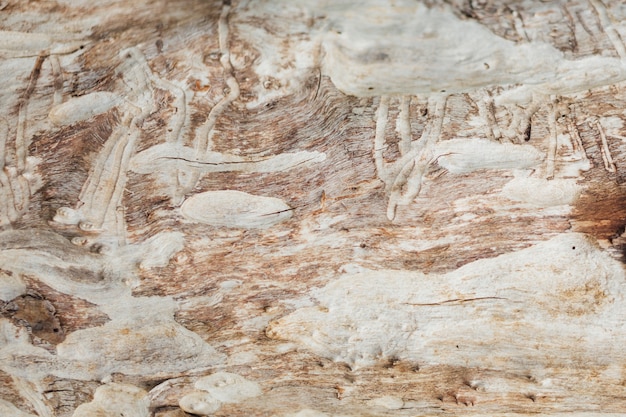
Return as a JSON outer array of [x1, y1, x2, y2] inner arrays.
[[546, 97, 558, 179], [49, 55, 63, 106], [0, 117, 13, 226], [78, 122, 128, 226], [396, 95, 412, 155], [78, 113, 138, 243], [72, 49, 158, 243], [374, 95, 390, 181], [0, 30, 87, 58], [154, 152, 323, 173], [11, 376, 52, 417], [506, 100, 541, 142], [387, 94, 447, 220], [473, 90, 502, 141], [128, 48, 187, 144], [595, 118, 617, 173], [0, 54, 46, 223], [0, 117, 7, 170], [194, 1, 239, 159], [11, 170, 29, 213], [125, 47, 189, 206], [565, 115, 591, 167], [104, 126, 140, 245], [16, 53, 45, 172], [196, 5, 239, 143], [512, 9, 530, 42], [181, 1, 240, 202], [161, 79, 187, 144], [0, 174, 15, 226]]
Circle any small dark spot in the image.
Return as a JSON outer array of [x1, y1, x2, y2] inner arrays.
[[440, 89, 446, 93], [524, 123, 532, 141], [525, 393, 537, 402], [421, 108, 428, 117], [383, 356, 399, 368], [456, 345, 460, 349], [360, 243, 367, 248], [156, 39, 163, 53], [572, 246, 576, 250], [483, 62, 490, 69], [460, 9, 475, 18], [53, 328, 59, 333], [223, 0, 231, 5], [611, 225, 626, 242], [368, 87, 374, 90]]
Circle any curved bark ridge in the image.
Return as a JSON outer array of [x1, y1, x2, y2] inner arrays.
[[1, 0, 626, 416]]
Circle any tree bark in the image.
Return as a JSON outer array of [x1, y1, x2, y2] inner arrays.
[[2, 0, 626, 415]]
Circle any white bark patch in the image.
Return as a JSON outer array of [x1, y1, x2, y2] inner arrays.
[[319, 2, 556, 96], [48, 92, 120, 126], [130, 143, 325, 174], [178, 372, 261, 415], [55, 296, 225, 379], [314, 1, 626, 97], [113, 231, 185, 271], [286, 410, 330, 417], [0, 30, 85, 56], [267, 234, 625, 369], [179, 391, 222, 416], [434, 138, 544, 174], [72, 383, 149, 417], [0, 270, 26, 301], [366, 396, 404, 410], [181, 190, 292, 228], [194, 372, 262, 403], [0, 319, 57, 380], [502, 177, 582, 207], [56, 317, 224, 380]]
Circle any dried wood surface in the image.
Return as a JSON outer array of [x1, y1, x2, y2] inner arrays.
[[2, 0, 626, 415]]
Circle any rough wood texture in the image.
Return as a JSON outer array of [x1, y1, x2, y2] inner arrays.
[[2, 0, 626, 415]]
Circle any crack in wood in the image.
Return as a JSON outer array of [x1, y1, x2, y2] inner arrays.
[[402, 296, 509, 306]]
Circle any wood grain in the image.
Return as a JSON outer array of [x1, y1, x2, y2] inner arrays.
[[1, 0, 626, 415]]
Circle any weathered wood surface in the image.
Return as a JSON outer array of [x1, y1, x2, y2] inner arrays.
[[2, 0, 626, 415]]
